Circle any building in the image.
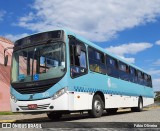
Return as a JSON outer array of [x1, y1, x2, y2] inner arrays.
[[0, 37, 13, 111]]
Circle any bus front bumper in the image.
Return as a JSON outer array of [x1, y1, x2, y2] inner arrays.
[[10, 93, 69, 113]]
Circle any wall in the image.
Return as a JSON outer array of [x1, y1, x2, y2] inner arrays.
[[0, 37, 13, 111]]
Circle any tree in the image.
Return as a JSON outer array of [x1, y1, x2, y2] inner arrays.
[[154, 91, 160, 102]]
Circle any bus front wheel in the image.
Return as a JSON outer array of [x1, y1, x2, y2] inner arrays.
[[88, 94, 104, 118], [47, 112, 62, 120]]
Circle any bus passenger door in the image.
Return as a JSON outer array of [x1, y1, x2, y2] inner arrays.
[[69, 37, 90, 110]]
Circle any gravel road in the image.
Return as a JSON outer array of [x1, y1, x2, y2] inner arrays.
[[0, 107, 160, 130], [0, 107, 160, 122]]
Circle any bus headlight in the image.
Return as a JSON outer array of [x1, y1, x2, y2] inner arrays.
[[51, 87, 67, 100], [11, 94, 17, 103]]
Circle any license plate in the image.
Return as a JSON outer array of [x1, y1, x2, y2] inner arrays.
[[28, 104, 37, 109]]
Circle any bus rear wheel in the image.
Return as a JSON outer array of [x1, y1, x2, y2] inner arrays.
[[88, 94, 104, 118], [131, 97, 143, 112], [47, 112, 62, 120]]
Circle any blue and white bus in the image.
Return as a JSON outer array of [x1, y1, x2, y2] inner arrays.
[[5, 29, 154, 119]]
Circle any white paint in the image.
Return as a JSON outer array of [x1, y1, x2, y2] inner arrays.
[[10, 93, 69, 112], [105, 94, 154, 108], [143, 97, 154, 106], [68, 92, 93, 110], [10, 91, 154, 113], [105, 94, 138, 108]]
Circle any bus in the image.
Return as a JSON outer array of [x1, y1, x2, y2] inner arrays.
[[4, 29, 154, 119]]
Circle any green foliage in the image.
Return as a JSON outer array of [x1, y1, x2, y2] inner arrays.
[[0, 112, 15, 115], [154, 91, 160, 102]]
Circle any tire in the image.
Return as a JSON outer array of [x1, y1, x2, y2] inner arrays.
[[88, 94, 104, 118], [106, 108, 118, 114], [47, 112, 62, 120], [131, 97, 143, 112]]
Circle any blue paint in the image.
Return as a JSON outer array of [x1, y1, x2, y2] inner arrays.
[[10, 29, 154, 101], [18, 74, 25, 81], [33, 74, 39, 81]]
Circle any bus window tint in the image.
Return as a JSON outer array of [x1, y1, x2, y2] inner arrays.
[[88, 47, 105, 74], [148, 75, 152, 87], [146, 75, 152, 87], [129, 67, 138, 83], [69, 45, 74, 65], [79, 51, 86, 68], [144, 74, 148, 86], [118, 62, 129, 81], [140, 73, 152, 87], [106, 55, 119, 78], [137, 71, 144, 85], [119, 62, 127, 71], [69, 39, 87, 78]]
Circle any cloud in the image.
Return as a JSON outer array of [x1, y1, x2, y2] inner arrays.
[[153, 59, 160, 66], [4, 33, 29, 42], [17, 0, 160, 42], [0, 10, 6, 21], [147, 68, 160, 91], [155, 40, 160, 45], [148, 69, 160, 76], [106, 42, 152, 56], [118, 56, 135, 64], [106, 42, 153, 63], [152, 78, 160, 91]]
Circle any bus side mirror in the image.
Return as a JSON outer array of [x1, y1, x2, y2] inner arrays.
[[4, 55, 8, 66], [75, 45, 81, 56]]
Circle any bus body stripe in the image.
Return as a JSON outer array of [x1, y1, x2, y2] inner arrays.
[[73, 86, 153, 98]]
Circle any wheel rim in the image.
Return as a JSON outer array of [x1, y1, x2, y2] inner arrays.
[[140, 101, 143, 109], [94, 100, 101, 113]]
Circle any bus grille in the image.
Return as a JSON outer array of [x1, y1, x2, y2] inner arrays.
[[13, 84, 52, 94], [19, 104, 50, 110]]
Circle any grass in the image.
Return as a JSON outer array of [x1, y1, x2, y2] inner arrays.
[[0, 111, 17, 115], [145, 105, 160, 110]]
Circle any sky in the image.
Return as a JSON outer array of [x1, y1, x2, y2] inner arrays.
[[0, 0, 160, 91]]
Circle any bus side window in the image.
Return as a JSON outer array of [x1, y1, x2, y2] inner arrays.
[[137, 71, 144, 85], [74, 52, 80, 66], [129, 67, 137, 83], [144, 74, 148, 86], [88, 47, 105, 74], [148, 75, 152, 88], [106, 55, 119, 78], [118, 61, 129, 81], [70, 45, 74, 65], [69, 38, 87, 78]]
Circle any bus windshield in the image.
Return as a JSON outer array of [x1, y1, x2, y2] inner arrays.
[[11, 42, 66, 83]]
